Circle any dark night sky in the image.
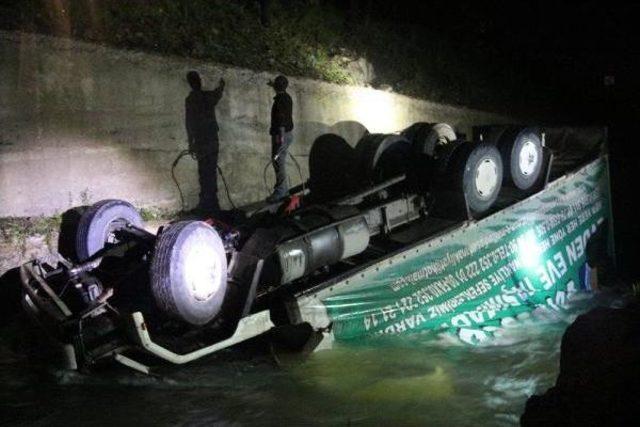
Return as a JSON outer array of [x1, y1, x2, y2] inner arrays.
[[354, 0, 640, 102], [365, 1, 639, 56]]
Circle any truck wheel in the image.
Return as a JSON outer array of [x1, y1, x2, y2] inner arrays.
[[402, 122, 433, 153], [464, 144, 503, 214], [403, 123, 457, 191], [309, 133, 358, 201], [434, 140, 465, 176], [454, 143, 503, 214], [355, 134, 412, 184], [150, 221, 227, 326], [402, 122, 456, 157], [498, 127, 543, 190], [76, 199, 144, 261]]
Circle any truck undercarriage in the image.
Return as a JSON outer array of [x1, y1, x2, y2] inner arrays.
[[19, 123, 606, 374]]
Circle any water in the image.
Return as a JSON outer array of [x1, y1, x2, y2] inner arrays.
[[0, 292, 626, 427]]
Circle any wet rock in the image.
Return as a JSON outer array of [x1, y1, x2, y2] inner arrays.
[[522, 304, 640, 426]]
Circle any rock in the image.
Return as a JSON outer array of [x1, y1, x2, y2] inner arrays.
[[522, 304, 640, 426], [345, 57, 375, 86], [23, 235, 49, 259], [0, 229, 59, 278]]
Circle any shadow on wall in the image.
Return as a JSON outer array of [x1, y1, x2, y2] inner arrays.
[[308, 133, 360, 202], [294, 120, 369, 152], [329, 121, 369, 146]]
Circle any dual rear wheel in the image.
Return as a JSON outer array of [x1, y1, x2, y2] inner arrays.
[[439, 142, 503, 214], [358, 123, 505, 215], [359, 123, 544, 214]]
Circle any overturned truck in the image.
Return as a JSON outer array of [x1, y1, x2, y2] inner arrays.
[[20, 124, 613, 373]]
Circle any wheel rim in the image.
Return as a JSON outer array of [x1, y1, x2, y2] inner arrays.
[[104, 218, 128, 245], [183, 238, 224, 302], [518, 140, 539, 176], [475, 158, 499, 198]]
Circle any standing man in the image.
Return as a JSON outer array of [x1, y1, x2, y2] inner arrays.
[[267, 74, 294, 203], [185, 70, 225, 214]]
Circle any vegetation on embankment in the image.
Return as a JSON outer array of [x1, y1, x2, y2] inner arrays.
[[0, 216, 62, 245], [0, 207, 176, 244], [0, 207, 177, 244], [0, 216, 62, 275], [0, 0, 574, 116]]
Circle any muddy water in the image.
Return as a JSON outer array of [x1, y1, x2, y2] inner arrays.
[[0, 291, 624, 426]]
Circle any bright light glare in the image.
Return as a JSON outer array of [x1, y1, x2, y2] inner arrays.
[[517, 229, 542, 268], [349, 87, 401, 133], [184, 237, 222, 301]]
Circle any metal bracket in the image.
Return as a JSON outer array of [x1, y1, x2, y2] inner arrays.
[[20, 262, 72, 321], [114, 353, 150, 375], [241, 259, 265, 317], [130, 310, 274, 364]]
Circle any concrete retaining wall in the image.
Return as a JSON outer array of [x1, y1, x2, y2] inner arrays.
[[0, 31, 512, 217]]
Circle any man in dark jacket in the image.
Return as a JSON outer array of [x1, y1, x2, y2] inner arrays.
[[185, 70, 225, 214], [267, 74, 294, 202]]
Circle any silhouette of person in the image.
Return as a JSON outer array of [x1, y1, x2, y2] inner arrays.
[[267, 74, 294, 202], [185, 71, 225, 214]]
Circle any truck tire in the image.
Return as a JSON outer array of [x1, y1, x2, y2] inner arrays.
[[498, 127, 543, 190], [58, 206, 89, 262], [150, 221, 228, 326], [463, 143, 503, 214], [355, 134, 412, 184], [434, 140, 465, 176], [444, 143, 503, 214], [402, 122, 433, 153], [76, 199, 144, 261], [309, 133, 358, 201], [402, 122, 456, 157]]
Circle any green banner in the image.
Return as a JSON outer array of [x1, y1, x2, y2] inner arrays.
[[303, 157, 612, 344]]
